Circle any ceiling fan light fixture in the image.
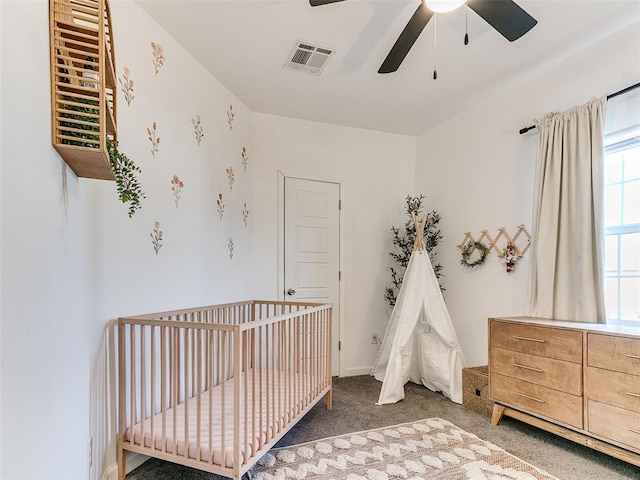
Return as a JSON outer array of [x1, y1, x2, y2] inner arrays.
[[424, 0, 466, 13]]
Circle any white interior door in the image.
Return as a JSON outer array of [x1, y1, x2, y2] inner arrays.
[[284, 177, 340, 376]]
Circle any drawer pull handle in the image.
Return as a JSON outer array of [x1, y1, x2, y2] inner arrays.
[[512, 335, 545, 343], [626, 392, 640, 399], [627, 354, 640, 360], [513, 391, 545, 403], [629, 428, 640, 435], [513, 363, 543, 373]]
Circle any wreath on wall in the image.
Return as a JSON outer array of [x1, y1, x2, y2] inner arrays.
[[460, 240, 489, 268]]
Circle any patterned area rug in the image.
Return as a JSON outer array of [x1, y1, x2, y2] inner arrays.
[[250, 418, 558, 480]]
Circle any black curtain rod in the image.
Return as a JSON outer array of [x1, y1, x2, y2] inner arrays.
[[519, 81, 640, 135]]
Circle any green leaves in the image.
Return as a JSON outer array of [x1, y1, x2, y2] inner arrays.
[[107, 140, 145, 218], [385, 194, 443, 307]]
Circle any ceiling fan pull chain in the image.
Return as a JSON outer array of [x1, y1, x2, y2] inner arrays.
[[464, 5, 469, 45], [433, 14, 438, 80]]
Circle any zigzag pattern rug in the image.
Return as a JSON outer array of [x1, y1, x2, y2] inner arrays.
[[250, 418, 558, 480]]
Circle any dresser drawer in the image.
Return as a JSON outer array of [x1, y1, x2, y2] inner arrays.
[[490, 320, 582, 362], [588, 400, 640, 452], [490, 373, 583, 428], [586, 366, 640, 413], [490, 347, 582, 395], [588, 333, 640, 375]]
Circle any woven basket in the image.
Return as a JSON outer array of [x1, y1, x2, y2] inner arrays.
[[462, 365, 493, 417]]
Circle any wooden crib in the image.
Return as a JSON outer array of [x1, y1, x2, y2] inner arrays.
[[117, 300, 332, 480]]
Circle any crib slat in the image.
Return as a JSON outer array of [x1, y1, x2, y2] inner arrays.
[[161, 326, 167, 453], [196, 325, 202, 461], [220, 330, 226, 467], [117, 321, 126, 462], [129, 326, 136, 446], [172, 326, 179, 457], [233, 326, 242, 479], [207, 332, 214, 465], [243, 330, 249, 464], [150, 326, 155, 451], [258, 325, 264, 451], [183, 323, 189, 460], [140, 326, 146, 448]]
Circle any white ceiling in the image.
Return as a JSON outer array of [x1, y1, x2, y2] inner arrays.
[[135, 0, 640, 136]]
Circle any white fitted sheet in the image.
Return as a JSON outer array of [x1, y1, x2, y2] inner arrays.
[[126, 368, 319, 467]]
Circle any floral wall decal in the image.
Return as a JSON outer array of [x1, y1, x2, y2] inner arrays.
[[228, 237, 234, 259], [151, 42, 165, 76], [227, 105, 234, 130], [170, 175, 183, 208], [191, 115, 204, 146], [147, 122, 160, 158], [226, 166, 235, 191], [119, 67, 135, 106], [150, 221, 163, 255], [216, 193, 225, 220], [242, 202, 249, 227], [241, 147, 248, 171]]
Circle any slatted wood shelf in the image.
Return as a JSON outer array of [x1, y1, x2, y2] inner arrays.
[[50, 0, 117, 180]]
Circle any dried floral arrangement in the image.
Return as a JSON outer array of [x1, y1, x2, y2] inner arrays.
[[500, 241, 522, 273]]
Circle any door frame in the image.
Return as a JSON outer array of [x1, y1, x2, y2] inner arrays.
[[278, 171, 344, 377]]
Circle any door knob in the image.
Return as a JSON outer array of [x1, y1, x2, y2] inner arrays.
[[286, 288, 296, 296]]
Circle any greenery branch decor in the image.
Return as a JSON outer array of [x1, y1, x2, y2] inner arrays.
[[59, 98, 144, 217], [107, 140, 145, 218], [385, 194, 443, 308], [460, 240, 489, 268]]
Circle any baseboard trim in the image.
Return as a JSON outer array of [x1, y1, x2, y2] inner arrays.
[[343, 366, 373, 377], [101, 453, 149, 480]]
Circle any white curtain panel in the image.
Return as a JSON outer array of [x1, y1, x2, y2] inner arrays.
[[526, 96, 607, 323]]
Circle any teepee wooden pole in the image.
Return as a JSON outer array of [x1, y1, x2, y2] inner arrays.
[[411, 212, 427, 251]]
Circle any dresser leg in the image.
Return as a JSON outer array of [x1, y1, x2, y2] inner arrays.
[[491, 404, 505, 426]]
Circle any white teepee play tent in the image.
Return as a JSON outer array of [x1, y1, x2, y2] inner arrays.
[[372, 213, 466, 405]]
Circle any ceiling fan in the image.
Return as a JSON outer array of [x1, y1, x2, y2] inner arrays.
[[309, 0, 537, 74]]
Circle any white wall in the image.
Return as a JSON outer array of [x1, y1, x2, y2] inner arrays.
[[251, 114, 415, 375], [1, 2, 90, 478], [1, 1, 252, 479], [415, 21, 640, 367]]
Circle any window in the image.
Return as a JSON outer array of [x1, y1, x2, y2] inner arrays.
[[604, 129, 640, 326]]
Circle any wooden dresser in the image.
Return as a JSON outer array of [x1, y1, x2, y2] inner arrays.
[[489, 316, 640, 466]]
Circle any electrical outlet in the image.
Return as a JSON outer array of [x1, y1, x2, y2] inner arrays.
[[370, 332, 379, 345]]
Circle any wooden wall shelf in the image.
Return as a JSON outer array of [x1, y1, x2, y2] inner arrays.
[[50, 0, 117, 180]]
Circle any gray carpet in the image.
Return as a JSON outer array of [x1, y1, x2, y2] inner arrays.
[[126, 375, 640, 480]]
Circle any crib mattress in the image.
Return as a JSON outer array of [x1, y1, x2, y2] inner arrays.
[[125, 368, 319, 468]]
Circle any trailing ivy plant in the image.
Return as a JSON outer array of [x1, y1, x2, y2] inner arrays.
[[59, 98, 144, 218], [384, 194, 443, 308], [107, 140, 145, 218]]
